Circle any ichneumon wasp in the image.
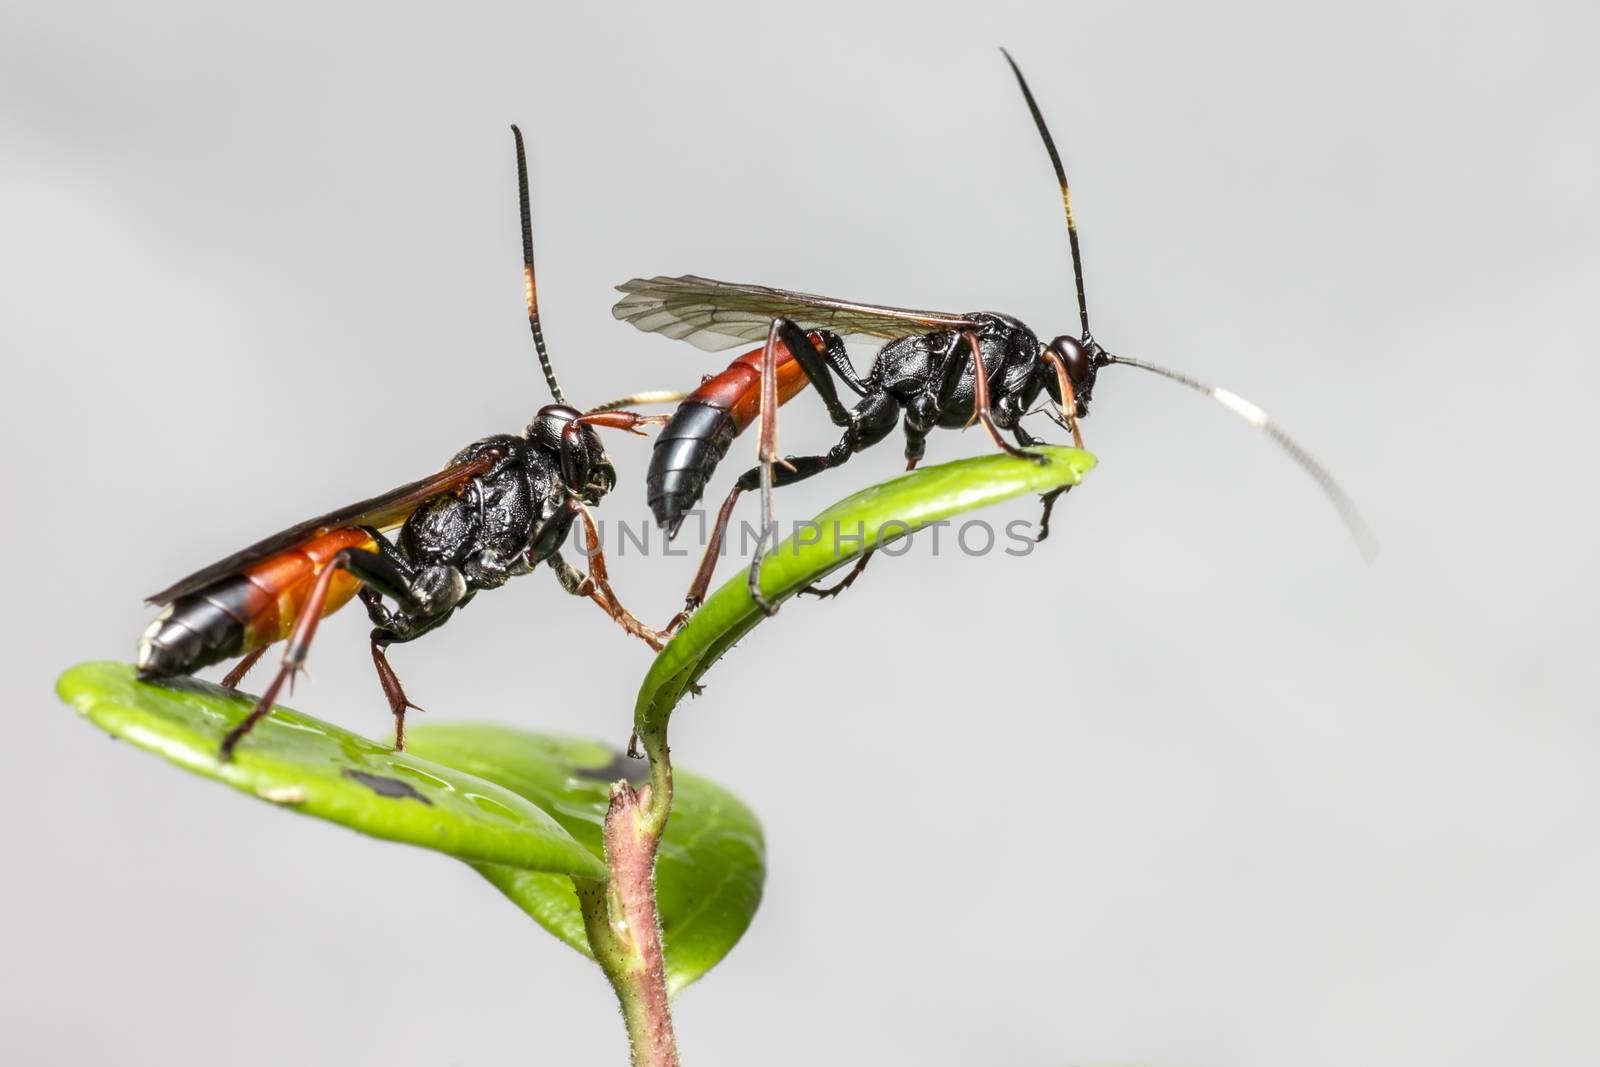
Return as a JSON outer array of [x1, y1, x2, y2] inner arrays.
[[612, 50, 1376, 622], [139, 127, 682, 760]]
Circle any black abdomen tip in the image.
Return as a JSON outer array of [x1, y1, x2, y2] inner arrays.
[[646, 403, 739, 536], [138, 586, 248, 679]]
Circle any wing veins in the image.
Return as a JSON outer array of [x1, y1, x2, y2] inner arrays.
[[612, 274, 975, 351]]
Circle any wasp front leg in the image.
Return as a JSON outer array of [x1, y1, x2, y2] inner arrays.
[[959, 331, 1047, 464], [554, 503, 668, 652], [999, 414, 1076, 543]]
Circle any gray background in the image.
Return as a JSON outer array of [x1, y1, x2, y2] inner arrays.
[[2, 1, 1595, 1064]]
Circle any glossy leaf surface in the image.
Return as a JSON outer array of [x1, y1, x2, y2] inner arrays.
[[57, 663, 765, 992], [634, 446, 1096, 746], [407, 725, 765, 996], [58, 662, 608, 879]]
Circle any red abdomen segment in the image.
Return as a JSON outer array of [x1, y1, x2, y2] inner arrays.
[[701, 335, 814, 431], [646, 332, 821, 537], [138, 528, 376, 678]]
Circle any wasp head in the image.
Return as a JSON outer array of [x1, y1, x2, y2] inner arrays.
[[1042, 334, 1109, 418], [577, 444, 618, 505], [529, 404, 616, 505]]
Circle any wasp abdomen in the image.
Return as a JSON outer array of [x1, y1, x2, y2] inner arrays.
[[647, 402, 741, 537], [138, 528, 374, 679], [646, 334, 819, 537], [137, 581, 251, 678]]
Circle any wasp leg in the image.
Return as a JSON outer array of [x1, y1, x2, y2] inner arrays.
[[668, 481, 748, 633], [799, 554, 872, 600], [549, 548, 661, 651], [569, 409, 672, 436], [220, 539, 453, 760], [749, 319, 787, 615], [671, 322, 894, 625], [676, 440, 876, 622], [686, 454, 842, 621], [218, 550, 365, 761], [770, 318, 857, 424], [1012, 424, 1044, 448], [548, 550, 587, 596], [1033, 485, 1073, 543], [931, 331, 968, 410], [1039, 347, 1084, 450], [746, 319, 903, 615], [799, 454, 921, 600], [1000, 423, 1076, 541], [220, 646, 268, 690], [558, 504, 668, 652], [961, 330, 1047, 464], [346, 533, 463, 750], [744, 319, 862, 615], [799, 553, 872, 600], [355, 586, 429, 750], [819, 332, 868, 396], [366, 633, 425, 751]]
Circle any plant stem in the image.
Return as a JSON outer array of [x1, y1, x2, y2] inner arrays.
[[578, 777, 679, 1067], [641, 730, 674, 839]]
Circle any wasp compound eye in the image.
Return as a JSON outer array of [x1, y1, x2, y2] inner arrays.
[[1050, 336, 1092, 384]]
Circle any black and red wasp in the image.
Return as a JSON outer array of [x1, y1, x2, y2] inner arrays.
[[613, 51, 1376, 620], [138, 127, 681, 760]]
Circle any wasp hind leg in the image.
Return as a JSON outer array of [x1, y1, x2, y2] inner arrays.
[[218, 552, 364, 761], [799, 450, 921, 601], [220, 646, 268, 690], [219, 538, 452, 760], [670, 320, 890, 625]]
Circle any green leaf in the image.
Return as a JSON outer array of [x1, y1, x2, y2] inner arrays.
[[57, 664, 765, 993], [634, 445, 1095, 746], [405, 725, 765, 997], [57, 661, 608, 880]]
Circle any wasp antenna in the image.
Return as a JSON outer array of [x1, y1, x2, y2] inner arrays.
[[511, 124, 566, 404], [584, 389, 690, 415], [1106, 355, 1379, 561], [1000, 48, 1090, 341]]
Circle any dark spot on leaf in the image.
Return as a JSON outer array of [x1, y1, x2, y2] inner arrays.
[[341, 769, 433, 804], [573, 750, 649, 786]]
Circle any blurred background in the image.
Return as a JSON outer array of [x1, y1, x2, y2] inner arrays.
[[2, 1, 1596, 1064]]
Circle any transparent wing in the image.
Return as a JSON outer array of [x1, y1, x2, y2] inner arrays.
[[612, 274, 977, 352]]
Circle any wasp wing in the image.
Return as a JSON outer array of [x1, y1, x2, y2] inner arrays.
[[612, 274, 978, 352], [146, 455, 497, 605]]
